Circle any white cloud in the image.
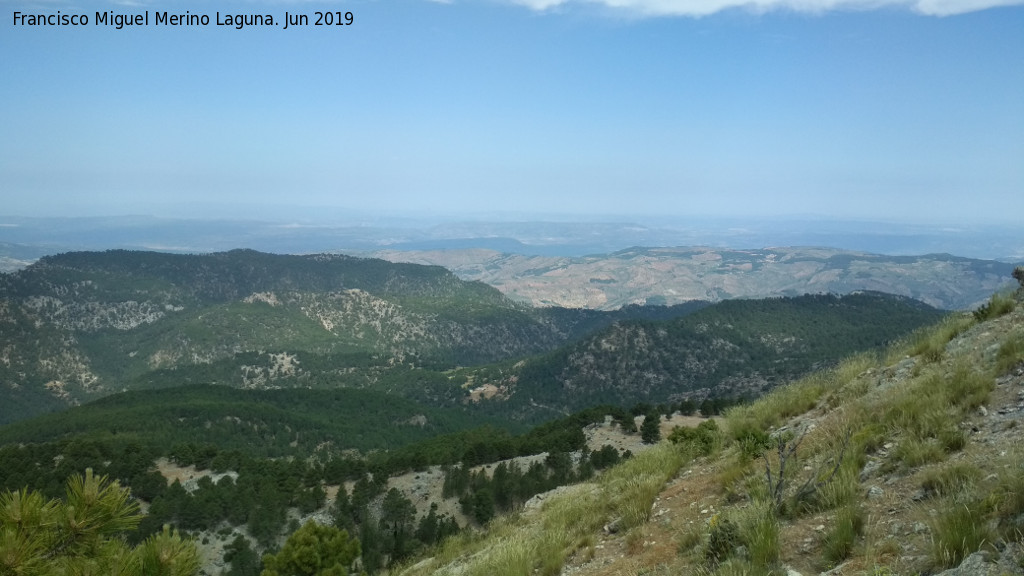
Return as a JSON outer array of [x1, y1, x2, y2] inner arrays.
[[507, 0, 1023, 16]]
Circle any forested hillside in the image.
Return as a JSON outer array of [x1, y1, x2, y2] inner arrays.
[[0, 385, 502, 458], [400, 276, 1024, 576], [0, 249, 946, 431], [470, 292, 946, 415], [0, 249, 704, 424], [0, 249, 980, 576]]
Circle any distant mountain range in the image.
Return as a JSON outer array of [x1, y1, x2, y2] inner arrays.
[[1, 215, 1021, 265], [0, 249, 947, 429], [2, 215, 1018, 310], [369, 246, 1018, 310]]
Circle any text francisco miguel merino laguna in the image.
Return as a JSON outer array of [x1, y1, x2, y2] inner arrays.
[[12, 10, 354, 30]]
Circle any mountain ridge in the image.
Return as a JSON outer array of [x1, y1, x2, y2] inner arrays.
[[466, 291, 945, 416], [0, 249, 704, 424], [369, 245, 1019, 310]]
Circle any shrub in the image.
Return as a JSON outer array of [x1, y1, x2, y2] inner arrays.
[[930, 503, 995, 569], [676, 525, 704, 555], [822, 504, 865, 566], [972, 292, 1016, 322], [987, 465, 1024, 539], [703, 503, 779, 571], [705, 515, 742, 564], [945, 364, 994, 412], [803, 465, 860, 514], [920, 463, 981, 499], [852, 422, 887, 457], [718, 453, 757, 502], [625, 526, 645, 555], [891, 437, 947, 469], [737, 429, 773, 460], [742, 504, 780, 567], [669, 419, 722, 456], [996, 333, 1024, 374]]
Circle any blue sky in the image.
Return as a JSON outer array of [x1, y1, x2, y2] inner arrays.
[[1, 0, 1022, 224]]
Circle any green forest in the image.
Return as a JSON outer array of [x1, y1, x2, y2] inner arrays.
[[0, 250, 962, 575], [0, 249, 707, 425]]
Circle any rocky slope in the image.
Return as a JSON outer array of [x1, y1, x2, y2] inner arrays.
[[398, 289, 1024, 576]]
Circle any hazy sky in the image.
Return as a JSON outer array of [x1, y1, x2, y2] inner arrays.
[[1, 0, 1022, 224]]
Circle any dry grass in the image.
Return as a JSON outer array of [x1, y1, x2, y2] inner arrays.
[[400, 443, 686, 576], [907, 313, 975, 364], [996, 331, 1024, 374], [402, 293, 1024, 576]]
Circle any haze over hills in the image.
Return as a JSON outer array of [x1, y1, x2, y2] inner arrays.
[[0, 215, 1022, 268], [4, 0, 1021, 569], [1, 216, 1020, 313], [371, 246, 1017, 311]]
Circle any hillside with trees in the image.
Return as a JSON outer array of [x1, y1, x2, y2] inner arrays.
[[399, 273, 1024, 576], [0, 249, 983, 576], [467, 291, 946, 416], [0, 249, 704, 424]]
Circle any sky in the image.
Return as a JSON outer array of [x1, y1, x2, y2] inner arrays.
[[1, 0, 1022, 225]]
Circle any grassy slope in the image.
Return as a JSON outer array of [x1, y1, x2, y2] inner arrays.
[[400, 292, 1024, 576]]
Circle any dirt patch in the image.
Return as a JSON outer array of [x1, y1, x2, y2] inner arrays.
[[155, 457, 207, 485], [584, 413, 719, 455], [386, 465, 467, 525], [467, 383, 503, 402]]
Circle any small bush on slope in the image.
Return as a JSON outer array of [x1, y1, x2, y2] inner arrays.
[[996, 332, 1024, 374], [973, 291, 1016, 322]]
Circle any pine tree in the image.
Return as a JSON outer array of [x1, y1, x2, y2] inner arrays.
[[0, 469, 199, 576], [415, 503, 439, 545], [640, 412, 661, 444], [380, 488, 416, 560], [260, 520, 360, 576], [225, 535, 261, 576]]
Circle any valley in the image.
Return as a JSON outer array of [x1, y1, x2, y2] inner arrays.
[[0, 247, 1019, 576]]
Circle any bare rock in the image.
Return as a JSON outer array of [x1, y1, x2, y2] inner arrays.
[[932, 543, 1024, 576]]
